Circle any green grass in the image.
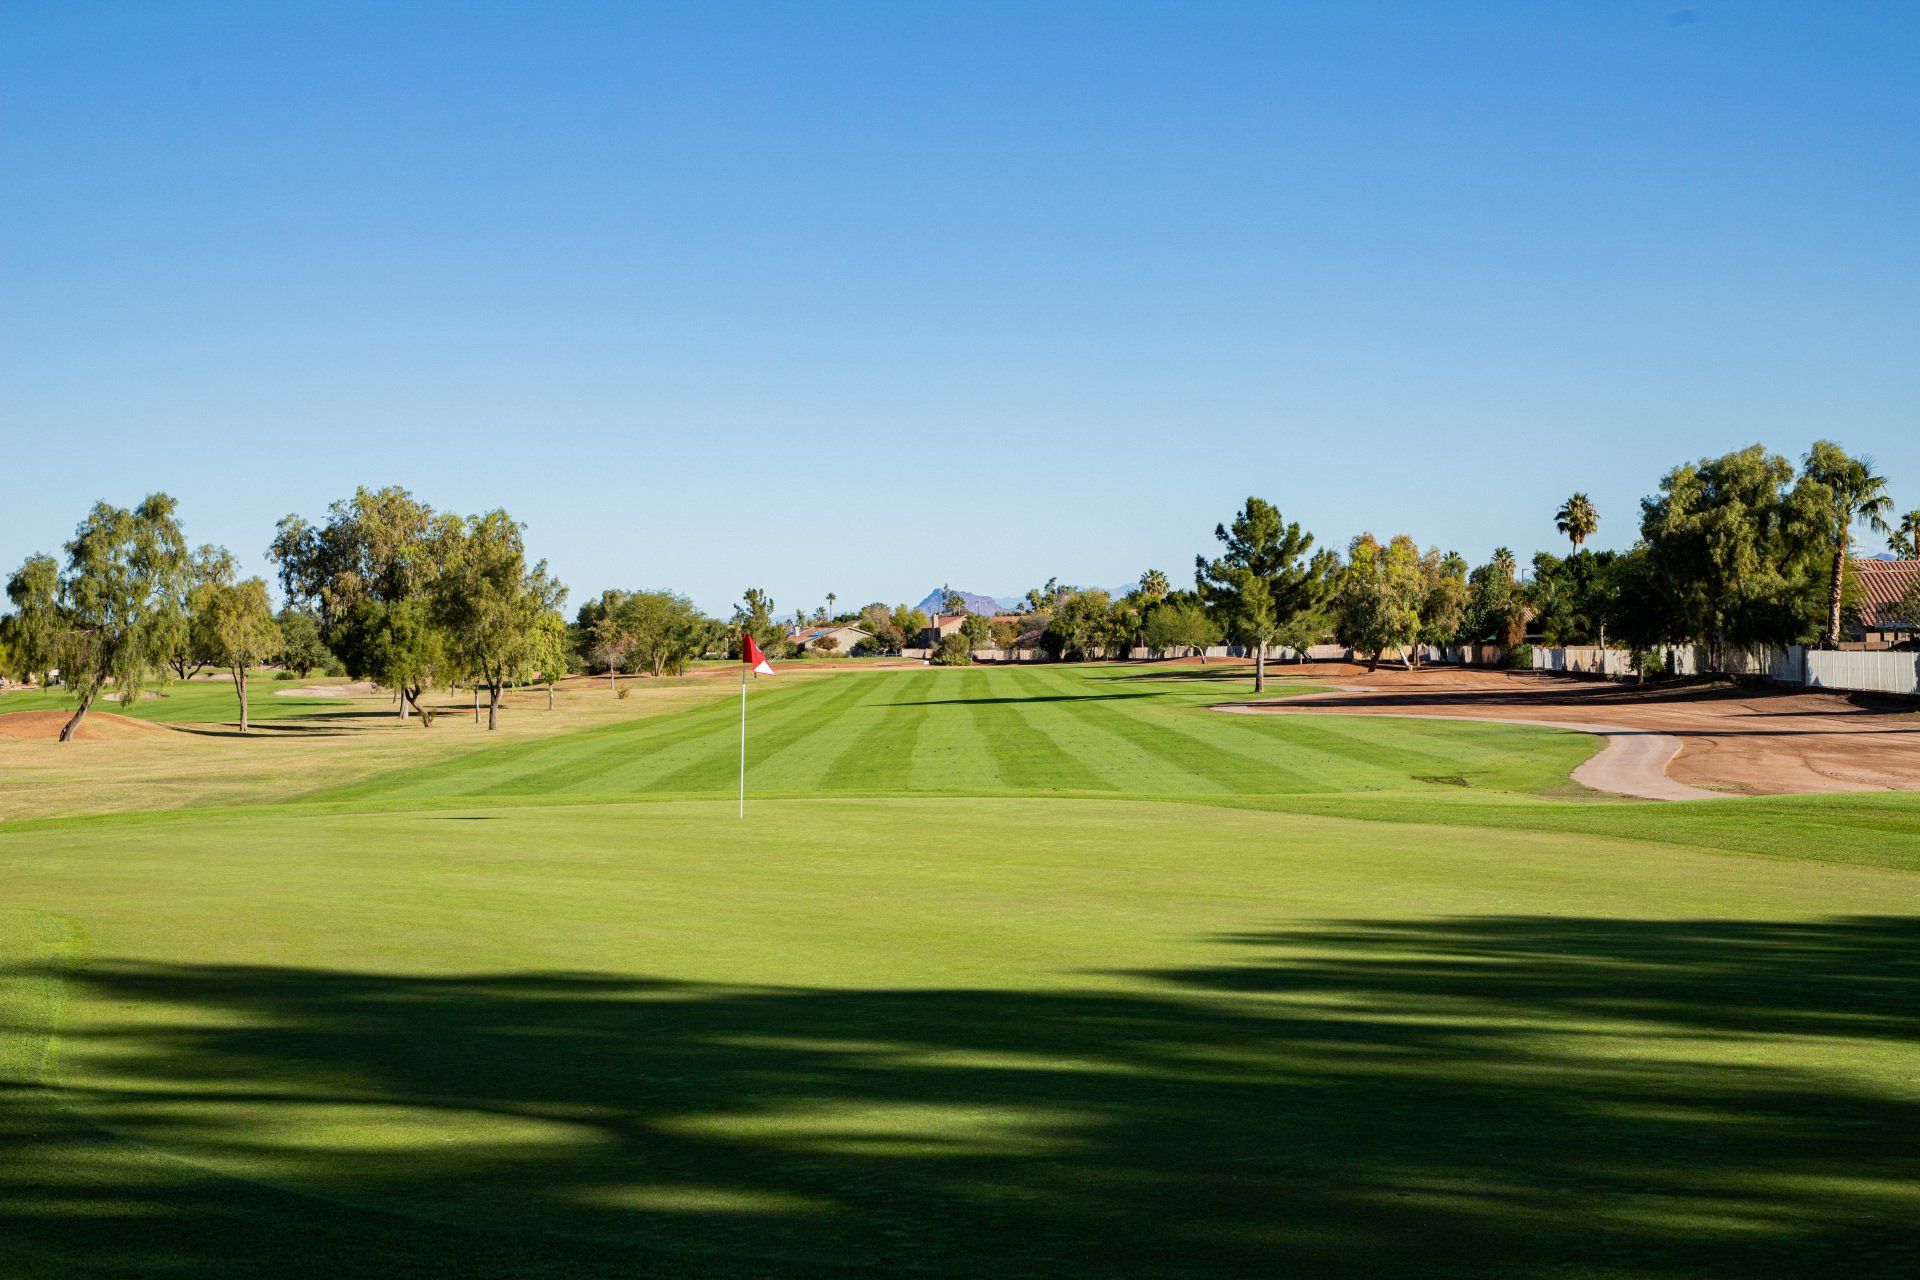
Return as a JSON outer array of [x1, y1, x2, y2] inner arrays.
[[0, 674, 358, 724], [2, 663, 1917, 1278], [303, 665, 1600, 804]]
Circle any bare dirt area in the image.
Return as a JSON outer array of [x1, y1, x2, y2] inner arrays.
[[1219, 666, 1920, 799], [0, 710, 175, 742], [272, 680, 377, 698]]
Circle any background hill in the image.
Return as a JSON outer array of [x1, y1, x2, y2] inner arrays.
[[913, 588, 1004, 616]]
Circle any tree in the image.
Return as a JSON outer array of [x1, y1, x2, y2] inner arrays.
[[14, 495, 191, 741], [1800, 441, 1894, 647], [1136, 569, 1170, 606], [2, 553, 61, 688], [432, 510, 569, 731], [1333, 534, 1424, 671], [1555, 493, 1599, 550], [941, 588, 967, 615], [1460, 548, 1524, 647], [1891, 510, 1920, 559], [1196, 498, 1338, 693], [1042, 589, 1120, 661], [529, 610, 572, 710], [198, 577, 281, 733], [825, 592, 837, 618], [1023, 578, 1068, 613], [988, 617, 1021, 653], [167, 544, 239, 682], [891, 605, 929, 647], [1414, 550, 1470, 660], [270, 486, 452, 723], [275, 609, 332, 677], [959, 613, 992, 647], [1141, 597, 1221, 659], [617, 590, 710, 677], [587, 614, 631, 691], [1638, 445, 1827, 657], [732, 588, 783, 657], [858, 602, 900, 653]]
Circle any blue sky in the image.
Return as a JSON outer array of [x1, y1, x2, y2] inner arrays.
[[3, 2, 1916, 618]]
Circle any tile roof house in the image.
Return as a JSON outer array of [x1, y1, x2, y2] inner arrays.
[[789, 623, 872, 654], [1851, 559, 1920, 643], [921, 614, 971, 645]]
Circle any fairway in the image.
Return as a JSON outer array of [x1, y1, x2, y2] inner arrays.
[[4, 664, 1919, 1278]]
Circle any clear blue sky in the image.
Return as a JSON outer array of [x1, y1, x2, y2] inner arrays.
[[4, 2, 1916, 617]]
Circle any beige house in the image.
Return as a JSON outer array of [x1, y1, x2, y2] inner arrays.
[[919, 613, 971, 647], [790, 623, 872, 654]]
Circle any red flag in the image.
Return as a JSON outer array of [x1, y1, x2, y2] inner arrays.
[[742, 632, 775, 676]]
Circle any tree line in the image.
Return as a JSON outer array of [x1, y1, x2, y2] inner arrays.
[[958, 440, 1910, 693], [4, 442, 1912, 729], [3, 487, 570, 739]]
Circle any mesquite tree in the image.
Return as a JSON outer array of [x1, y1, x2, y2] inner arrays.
[[270, 486, 452, 724], [432, 510, 568, 730], [9, 495, 191, 741], [198, 577, 282, 733]]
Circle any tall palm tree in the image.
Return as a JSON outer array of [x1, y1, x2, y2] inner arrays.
[[1554, 493, 1598, 550], [1137, 568, 1170, 603], [1804, 442, 1893, 646], [1892, 511, 1920, 560]]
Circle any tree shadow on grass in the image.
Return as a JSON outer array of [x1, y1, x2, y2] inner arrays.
[[4, 916, 1917, 1279]]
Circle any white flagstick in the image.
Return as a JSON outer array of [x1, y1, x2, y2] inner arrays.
[[738, 661, 747, 819]]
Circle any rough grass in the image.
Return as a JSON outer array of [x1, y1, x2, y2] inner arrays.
[[2, 662, 1917, 1278]]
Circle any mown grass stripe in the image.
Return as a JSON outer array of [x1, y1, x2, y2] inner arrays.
[[646, 671, 882, 794], [961, 668, 1110, 792], [816, 669, 936, 792]]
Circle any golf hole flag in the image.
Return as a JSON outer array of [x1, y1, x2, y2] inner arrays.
[[743, 633, 775, 676], [738, 631, 774, 817]]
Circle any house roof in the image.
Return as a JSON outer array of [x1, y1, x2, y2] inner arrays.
[[793, 624, 871, 643], [1852, 559, 1920, 628]]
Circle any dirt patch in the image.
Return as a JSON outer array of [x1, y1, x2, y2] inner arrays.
[[272, 681, 377, 698], [0, 710, 175, 742], [1217, 667, 1920, 799]]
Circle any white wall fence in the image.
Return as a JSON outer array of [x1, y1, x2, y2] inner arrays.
[[1805, 649, 1920, 694], [1528, 642, 1920, 697]]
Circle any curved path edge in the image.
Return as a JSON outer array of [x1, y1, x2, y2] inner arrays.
[[1213, 689, 1729, 803]]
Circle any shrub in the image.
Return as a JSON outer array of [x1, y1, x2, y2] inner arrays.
[[1631, 647, 1667, 681], [273, 669, 297, 682], [931, 633, 973, 666], [324, 658, 348, 677], [1503, 643, 1533, 670], [617, 684, 632, 699]]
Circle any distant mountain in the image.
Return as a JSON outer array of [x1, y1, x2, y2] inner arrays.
[[913, 588, 1004, 617]]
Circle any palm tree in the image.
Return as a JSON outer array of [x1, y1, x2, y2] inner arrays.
[[1892, 512, 1920, 560], [1137, 568, 1170, 603], [1803, 442, 1893, 647], [1554, 493, 1598, 550], [825, 592, 837, 618]]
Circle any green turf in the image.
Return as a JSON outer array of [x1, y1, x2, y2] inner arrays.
[[2, 664, 1917, 1278], [302, 665, 1600, 804], [0, 674, 361, 724]]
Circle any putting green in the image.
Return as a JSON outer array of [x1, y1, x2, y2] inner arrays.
[[2, 665, 1917, 1278]]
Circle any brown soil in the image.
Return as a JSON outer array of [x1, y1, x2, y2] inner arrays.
[[0, 710, 176, 742], [1223, 667, 1920, 797]]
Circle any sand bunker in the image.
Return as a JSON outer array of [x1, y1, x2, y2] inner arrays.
[[1218, 667, 1920, 799]]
